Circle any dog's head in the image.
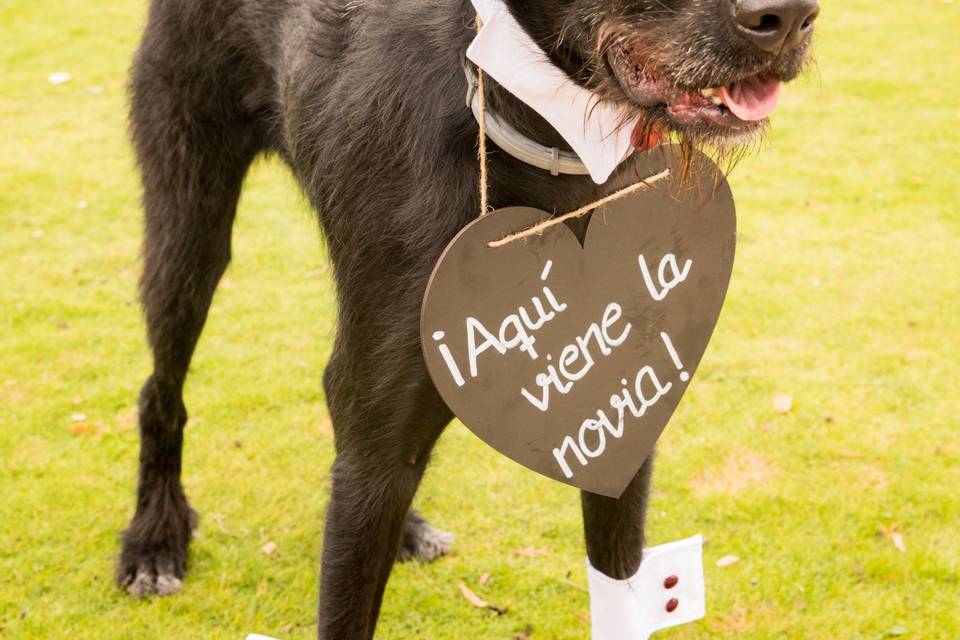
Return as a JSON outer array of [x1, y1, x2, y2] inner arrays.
[[504, 0, 819, 150]]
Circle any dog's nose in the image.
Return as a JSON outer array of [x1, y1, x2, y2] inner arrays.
[[733, 0, 820, 53]]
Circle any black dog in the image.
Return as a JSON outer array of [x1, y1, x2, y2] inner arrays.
[[118, 0, 817, 636]]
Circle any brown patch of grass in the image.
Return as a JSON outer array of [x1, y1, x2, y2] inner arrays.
[[708, 605, 754, 634], [692, 451, 776, 496], [848, 462, 890, 493]]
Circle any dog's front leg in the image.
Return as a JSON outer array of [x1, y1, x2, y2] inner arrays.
[[581, 453, 707, 638], [580, 452, 654, 579], [318, 451, 431, 639], [316, 295, 453, 639]]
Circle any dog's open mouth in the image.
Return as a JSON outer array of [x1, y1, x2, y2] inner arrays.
[[666, 75, 781, 127], [607, 43, 783, 137]]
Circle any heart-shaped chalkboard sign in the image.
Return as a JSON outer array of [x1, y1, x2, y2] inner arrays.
[[421, 147, 736, 497]]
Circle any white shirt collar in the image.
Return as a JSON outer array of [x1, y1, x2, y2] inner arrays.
[[467, 0, 638, 184]]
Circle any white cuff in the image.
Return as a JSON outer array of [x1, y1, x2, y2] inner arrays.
[[587, 535, 706, 640]]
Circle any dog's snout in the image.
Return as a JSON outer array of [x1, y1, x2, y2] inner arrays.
[[732, 0, 820, 53]]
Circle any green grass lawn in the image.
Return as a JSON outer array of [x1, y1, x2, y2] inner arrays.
[[2, 1, 959, 638]]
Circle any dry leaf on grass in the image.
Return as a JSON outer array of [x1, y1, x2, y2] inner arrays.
[[888, 526, 907, 553], [716, 555, 740, 568], [457, 582, 507, 615], [261, 541, 278, 556], [559, 578, 587, 592], [878, 523, 906, 553], [479, 572, 491, 586], [458, 582, 488, 608], [513, 546, 548, 557], [558, 571, 587, 592], [836, 450, 864, 459], [772, 393, 793, 414]]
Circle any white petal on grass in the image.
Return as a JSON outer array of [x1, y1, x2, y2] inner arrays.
[[773, 393, 794, 414], [47, 71, 72, 85], [716, 555, 740, 568]]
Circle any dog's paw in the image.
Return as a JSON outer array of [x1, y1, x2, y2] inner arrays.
[[117, 505, 196, 598], [398, 516, 454, 563], [118, 553, 185, 598]]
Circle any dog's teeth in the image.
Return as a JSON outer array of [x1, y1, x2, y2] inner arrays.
[[698, 87, 723, 106]]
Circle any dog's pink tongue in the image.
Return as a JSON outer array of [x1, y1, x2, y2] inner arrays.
[[718, 75, 782, 121]]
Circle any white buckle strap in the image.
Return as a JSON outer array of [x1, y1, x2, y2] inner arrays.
[[587, 535, 706, 640]]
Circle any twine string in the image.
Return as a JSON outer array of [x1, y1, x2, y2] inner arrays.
[[486, 168, 671, 248], [472, 16, 671, 246], [475, 15, 490, 216]]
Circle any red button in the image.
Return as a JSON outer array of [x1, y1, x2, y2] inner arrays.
[[666, 598, 679, 613], [664, 575, 679, 589]]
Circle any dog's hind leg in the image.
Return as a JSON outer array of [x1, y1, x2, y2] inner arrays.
[[117, 27, 264, 598], [581, 454, 655, 579], [397, 508, 454, 563]]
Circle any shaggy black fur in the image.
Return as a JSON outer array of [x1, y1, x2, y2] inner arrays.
[[118, 0, 815, 637]]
